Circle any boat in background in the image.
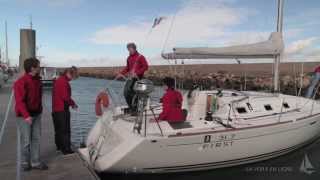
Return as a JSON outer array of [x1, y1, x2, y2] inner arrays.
[[79, 0, 320, 173], [40, 67, 58, 88], [0, 67, 5, 88]]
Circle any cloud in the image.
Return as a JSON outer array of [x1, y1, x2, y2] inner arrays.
[[89, 0, 251, 50], [282, 37, 320, 62], [285, 37, 318, 55], [222, 31, 270, 46], [17, 0, 84, 7]]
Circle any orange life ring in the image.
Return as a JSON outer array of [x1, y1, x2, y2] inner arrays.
[[95, 91, 110, 116]]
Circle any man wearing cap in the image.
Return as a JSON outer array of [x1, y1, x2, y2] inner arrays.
[[116, 43, 149, 114]]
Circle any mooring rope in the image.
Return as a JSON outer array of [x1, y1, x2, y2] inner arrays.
[[0, 87, 14, 144]]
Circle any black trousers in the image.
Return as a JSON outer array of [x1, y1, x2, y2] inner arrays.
[[52, 111, 71, 152], [123, 78, 138, 111]]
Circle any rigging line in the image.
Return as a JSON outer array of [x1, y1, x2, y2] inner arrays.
[[293, 63, 297, 96], [297, 62, 304, 97], [162, 13, 177, 76], [141, 26, 154, 51], [161, 13, 176, 53]]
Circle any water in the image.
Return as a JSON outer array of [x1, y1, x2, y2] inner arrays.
[[68, 77, 164, 147], [64, 77, 319, 180]]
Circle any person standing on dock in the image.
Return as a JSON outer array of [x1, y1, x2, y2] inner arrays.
[[13, 58, 49, 171], [52, 67, 78, 155], [116, 43, 149, 115], [306, 65, 320, 98]]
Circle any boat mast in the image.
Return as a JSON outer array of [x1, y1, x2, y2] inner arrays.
[[5, 21, 9, 67], [274, 0, 284, 91]]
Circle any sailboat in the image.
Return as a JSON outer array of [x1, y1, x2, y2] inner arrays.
[[300, 154, 316, 175], [0, 67, 5, 88], [79, 0, 320, 173], [40, 66, 58, 88], [0, 21, 10, 85]]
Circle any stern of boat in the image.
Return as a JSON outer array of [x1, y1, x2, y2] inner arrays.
[[78, 108, 145, 172]]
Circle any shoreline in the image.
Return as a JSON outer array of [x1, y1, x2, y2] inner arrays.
[[76, 62, 319, 96]]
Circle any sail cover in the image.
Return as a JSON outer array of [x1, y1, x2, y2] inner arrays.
[[162, 32, 284, 60]]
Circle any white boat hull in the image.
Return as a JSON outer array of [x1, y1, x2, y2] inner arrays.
[[79, 97, 320, 173]]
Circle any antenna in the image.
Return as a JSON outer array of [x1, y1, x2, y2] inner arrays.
[[5, 21, 9, 66], [30, 15, 33, 29]]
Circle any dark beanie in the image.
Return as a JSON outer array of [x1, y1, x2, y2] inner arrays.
[[163, 77, 175, 89], [127, 42, 137, 50]]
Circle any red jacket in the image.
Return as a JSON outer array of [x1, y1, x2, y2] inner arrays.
[[159, 88, 185, 123], [121, 52, 148, 78], [14, 73, 42, 119], [52, 75, 75, 112], [315, 66, 320, 73]]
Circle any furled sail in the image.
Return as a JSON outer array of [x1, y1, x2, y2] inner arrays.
[[162, 32, 284, 60]]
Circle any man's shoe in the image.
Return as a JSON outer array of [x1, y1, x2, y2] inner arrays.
[[32, 162, 49, 170], [124, 108, 131, 114], [22, 164, 31, 171], [130, 111, 138, 116], [62, 149, 75, 155]]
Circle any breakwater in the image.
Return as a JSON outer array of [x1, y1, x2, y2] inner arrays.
[[77, 62, 319, 96]]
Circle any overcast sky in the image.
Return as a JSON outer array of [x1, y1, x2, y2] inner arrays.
[[0, 0, 319, 67]]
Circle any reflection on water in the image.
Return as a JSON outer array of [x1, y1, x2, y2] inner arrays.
[[69, 77, 164, 147], [67, 77, 319, 180]]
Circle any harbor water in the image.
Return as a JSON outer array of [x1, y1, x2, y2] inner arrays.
[[63, 77, 319, 180]]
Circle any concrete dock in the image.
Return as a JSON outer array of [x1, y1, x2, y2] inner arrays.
[[0, 78, 99, 180]]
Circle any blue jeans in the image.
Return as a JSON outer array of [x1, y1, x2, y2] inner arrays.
[[16, 115, 41, 166], [306, 72, 320, 98]]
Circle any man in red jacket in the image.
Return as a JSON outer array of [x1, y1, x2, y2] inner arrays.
[[52, 67, 78, 155], [14, 58, 48, 171], [116, 43, 148, 114], [158, 77, 185, 123]]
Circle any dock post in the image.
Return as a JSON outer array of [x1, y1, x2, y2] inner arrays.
[[19, 29, 36, 72]]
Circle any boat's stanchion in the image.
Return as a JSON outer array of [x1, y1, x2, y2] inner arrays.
[[278, 98, 285, 122], [74, 110, 88, 148], [150, 107, 164, 136]]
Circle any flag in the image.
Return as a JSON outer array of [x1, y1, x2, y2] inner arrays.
[[152, 17, 166, 28]]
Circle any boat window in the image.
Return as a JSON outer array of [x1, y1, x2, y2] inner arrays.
[[170, 122, 193, 130], [236, 107, 247, 114], [264, 105, 273, 111], [246, 103, 253, 111], [283, 102, 290, 109]]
